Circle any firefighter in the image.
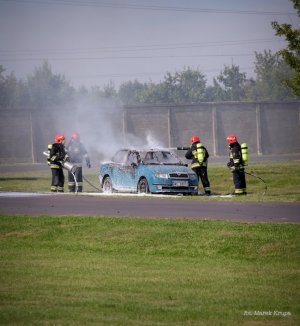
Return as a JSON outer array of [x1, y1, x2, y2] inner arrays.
[[185, 135, 211, 195], [48, 134, 68, 192], [226, 134, 247, 195], [66, 132, 91, 192]]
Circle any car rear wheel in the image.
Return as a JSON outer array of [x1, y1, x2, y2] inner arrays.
[[137, 178, 149, 194], [102, 176, 113, 193]]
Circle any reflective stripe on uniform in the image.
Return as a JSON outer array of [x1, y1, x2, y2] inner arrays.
[[191, 162, 200, 168], [50, 164, 60, 169], [191, 162, 207, 169], [234, 188, 244, 194]]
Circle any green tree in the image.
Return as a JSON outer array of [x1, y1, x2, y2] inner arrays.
[[137, 82, 166, 104], [26, 60, 74, 110], [204, 79, 226, 102], [165, 67, 207, 103], [88, 82, 119, 109], [140, 67, 207, 104], [271, 0, 300, 95], [101, 82, 118, 99], [0, 65, 19, 109], [214, 64, 247, 101], [245, 50, 295, 101], [118, 80, 146, 105]]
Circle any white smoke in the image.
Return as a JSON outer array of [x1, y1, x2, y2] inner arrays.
[[145, 131, 166, 149], [58, 95, 165, 166]]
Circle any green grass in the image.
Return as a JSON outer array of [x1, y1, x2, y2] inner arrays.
[[1, 162, 300, 201], [0, 216, 299, 325], [207, 162, 300, 202], [0, 162, 299, 324], [0, 167, 101, 193]]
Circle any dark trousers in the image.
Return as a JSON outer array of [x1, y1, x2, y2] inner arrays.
[[51, 168, 64, 192], [68, 167, 83, 192], [193, 166, 211, 194], [232, 169, 247, 194]]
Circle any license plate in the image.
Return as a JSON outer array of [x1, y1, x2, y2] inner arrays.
[[172, 180, 188, 187]]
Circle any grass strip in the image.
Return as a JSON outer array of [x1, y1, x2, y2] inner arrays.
[[0, 216, 299, 325], [1, 162, 300, 201]]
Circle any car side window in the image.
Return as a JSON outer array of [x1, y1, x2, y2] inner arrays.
[[144, 152, 154, 163], [112, 150, 128, 164], [127, 152, 139, 165]]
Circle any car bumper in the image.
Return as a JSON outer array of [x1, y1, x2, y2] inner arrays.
[[151, 182, 198, 194]]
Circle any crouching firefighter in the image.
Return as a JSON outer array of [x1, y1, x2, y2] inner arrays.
[[226, 134, 247, 195], [66, 132, 91, 193], [48, 134, 69, 192], [185, 135, 211, 195]]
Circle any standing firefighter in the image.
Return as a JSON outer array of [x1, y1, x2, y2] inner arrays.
[[48, 134, 68, 192], [226, 134, 247, 195], [185, 135, 211, 195], [66, 132, 91, 192]]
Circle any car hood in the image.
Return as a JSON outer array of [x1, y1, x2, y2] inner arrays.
[[141, 164, 193, 174]]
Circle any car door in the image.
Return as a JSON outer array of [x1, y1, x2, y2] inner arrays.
[[111, 150, 138, 192]]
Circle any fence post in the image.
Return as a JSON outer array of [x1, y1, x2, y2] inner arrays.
[[256, 104, 262, 155], [122, 108, 128, 147], [167, 107, 172, 148], [212, 105, 218, 156], [29, 110, 35, 163]]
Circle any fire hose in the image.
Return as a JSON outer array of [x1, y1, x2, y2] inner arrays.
[[43, 151, 79, 193], [171, 147, 268, 196], [245, 171, 268, 195], [228, 166, 267, 195], [82, 175, 102, 192], [169, 147, 190, 151]]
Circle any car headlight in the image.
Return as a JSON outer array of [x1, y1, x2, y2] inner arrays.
[[155, 173, 169, 179], [189, 174, 197, 180]]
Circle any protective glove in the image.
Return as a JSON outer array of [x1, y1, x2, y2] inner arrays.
[[232, 165, 240, 172]]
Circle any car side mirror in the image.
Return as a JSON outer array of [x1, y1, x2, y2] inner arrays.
[[131, 163, 138, 168]]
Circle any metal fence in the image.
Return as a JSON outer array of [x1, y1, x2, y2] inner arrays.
[[0, 101, 299, 164]]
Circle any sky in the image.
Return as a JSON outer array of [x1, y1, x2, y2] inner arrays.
[[0, 0, 298, 90]]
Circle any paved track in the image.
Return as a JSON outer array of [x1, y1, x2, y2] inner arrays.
[[1, 158, 299, 224], [0, 192, 299, 223]]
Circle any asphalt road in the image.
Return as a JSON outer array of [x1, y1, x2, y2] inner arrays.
[[1, 156, 299, 224], [0, 192, 299, 224]]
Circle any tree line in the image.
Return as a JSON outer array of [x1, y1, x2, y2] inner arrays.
[[0, 50, 297, 111]]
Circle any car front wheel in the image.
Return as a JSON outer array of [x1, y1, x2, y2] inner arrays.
[[102, 176, 113, 193], [137, 178, 149, 194]]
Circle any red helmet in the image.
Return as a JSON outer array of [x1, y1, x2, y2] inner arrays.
[[71, 132, 80, 141], [190, 135, 200, 144], [226, 135, 237, 144], [55, 134, 65, 144]]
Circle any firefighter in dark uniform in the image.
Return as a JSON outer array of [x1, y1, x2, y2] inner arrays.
[[185, 135, 211, 195], [48, 134, 68, 192], [226, 134, 247, 195], [66, 132, 91, 192]]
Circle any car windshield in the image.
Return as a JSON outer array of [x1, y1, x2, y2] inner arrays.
[[141, 150, 183, 165]]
